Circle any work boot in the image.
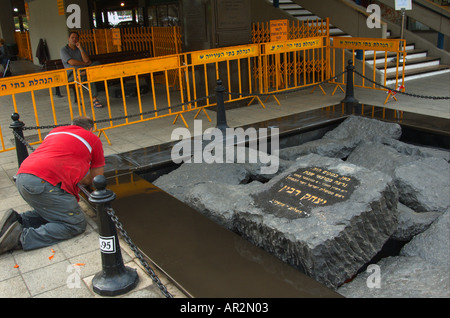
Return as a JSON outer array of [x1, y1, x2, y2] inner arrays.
[[0, 221, 23, 255], [0, 209, 21, 237]]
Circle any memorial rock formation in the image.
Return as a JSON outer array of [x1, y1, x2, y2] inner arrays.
[[154, 116, 450, 295]]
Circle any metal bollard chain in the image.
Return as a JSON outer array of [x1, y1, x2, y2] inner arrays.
[[354, 70, 450, 100], [12, 129, 36, 152], [226, 71, 347, 98], [105, 206, 174, 298]]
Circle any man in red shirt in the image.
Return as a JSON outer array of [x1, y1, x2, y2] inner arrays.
[[0, 116, 105, 254]]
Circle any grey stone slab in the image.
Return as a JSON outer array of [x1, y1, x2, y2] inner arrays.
[[337, 256, 450, 298], [234, 154, 398, 289]]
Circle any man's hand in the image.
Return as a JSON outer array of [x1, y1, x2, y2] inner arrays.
[[80, 167, 105, 186]]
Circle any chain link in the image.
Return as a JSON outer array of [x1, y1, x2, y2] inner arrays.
[[12, 130, 36, 152], [20, 94, 215, 131], [354, 70, 450, 100], [105, 206, 174, 298], [226, 72, 347, 99]]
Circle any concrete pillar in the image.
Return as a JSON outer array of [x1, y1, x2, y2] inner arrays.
[[0, 0, 16, 44]]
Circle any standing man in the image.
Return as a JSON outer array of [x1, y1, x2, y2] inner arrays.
[[0, 38, 11, 77], [60, 31, 103, 108], [0, 117, 105, 254]]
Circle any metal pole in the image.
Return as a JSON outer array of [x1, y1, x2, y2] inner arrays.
[[341, 60, 359, 107], [400, 8, 406, 52], [89, 175, 139, 296], [215, 79, 229, 132], [9, 113, 29, 167]]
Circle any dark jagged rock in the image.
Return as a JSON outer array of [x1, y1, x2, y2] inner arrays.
[[279, 116, 402, 161], [394, 158, 450, 213], [153, 115, 449, 296], [233, 154, 398, 289], [400, 209, 450, 268], [391, 203, 441, 241], [337, 255, 450, 298]]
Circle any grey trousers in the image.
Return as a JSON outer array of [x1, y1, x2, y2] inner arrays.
[[15, 173, 87, 251]]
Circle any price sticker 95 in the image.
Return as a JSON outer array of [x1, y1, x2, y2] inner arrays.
[[99, 236, 116, 254]]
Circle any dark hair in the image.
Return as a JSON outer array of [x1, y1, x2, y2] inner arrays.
[[72, 116, 94, 130], [68, 30, 80, 38]]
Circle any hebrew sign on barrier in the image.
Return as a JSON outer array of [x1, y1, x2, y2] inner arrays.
[[270, 19, 288, 42], [190, 44, 259, 65], [332, 36, 400, 51], [85, 55, 180, 82], [0, 69, 69, 96], [264, 37, 324, 54]]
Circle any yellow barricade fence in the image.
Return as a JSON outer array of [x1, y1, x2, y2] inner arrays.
[[77, 26, 182, 57], [329, 36, 407, 103], [252, 18, 329, 43], [258, 36, 329, 101], [0, 68, 81, 152], [14, 31, 33, 61], [75, 54, 188, 145], [0, 34, 406, 153], [186, 43, 261, 109]]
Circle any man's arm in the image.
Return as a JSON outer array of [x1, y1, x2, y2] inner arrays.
[[61, 44, 92, 67], [80, 166, 105, 186], [75, 42, 92, 65]]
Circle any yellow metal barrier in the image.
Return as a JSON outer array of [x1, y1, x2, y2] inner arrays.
[[77, 26, 182, 56], [186, 43, 262, 110], [0, 68, 80, 152], [14, 31, 32, 61], [258, 36, 329, 100], [252, 18, 329, 43], [0, 28, 406, 154], [75, 54, 188, 145], [329, 36, 406, 103]]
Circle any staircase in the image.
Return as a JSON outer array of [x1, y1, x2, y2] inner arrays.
[[270, 0, 348, 37], [269, 0, 450, 85], [365, 42, 450, 85]]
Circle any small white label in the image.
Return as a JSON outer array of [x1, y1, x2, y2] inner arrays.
[[99, 236, 116, 254]]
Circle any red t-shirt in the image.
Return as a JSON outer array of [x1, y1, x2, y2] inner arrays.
[[18, 125, 105, 200]]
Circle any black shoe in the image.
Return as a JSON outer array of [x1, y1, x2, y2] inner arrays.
[[0, 221, 23, 255], [0, 209, 21, 237]]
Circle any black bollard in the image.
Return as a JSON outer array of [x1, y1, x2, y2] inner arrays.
[[89, 175, 139, 297], [215, 79, 229, 132], [341, 60, 359, 107], [9, 113, 29, 167]]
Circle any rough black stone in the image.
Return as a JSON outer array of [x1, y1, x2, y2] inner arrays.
[[233, 154, 398, 289]]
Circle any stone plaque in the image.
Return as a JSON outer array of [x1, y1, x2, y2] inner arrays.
[[253, 167, 359, 219]]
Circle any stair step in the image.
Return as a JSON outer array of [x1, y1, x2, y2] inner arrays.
[[385, 64, 450, 84], [364, 44, 416, 57], [271, 0, 297, 4], [294, 15, 322, 21], [269, 0, 447, 84], [366, 49, 428, 64], [284, 9, 313, 15], [330, 28, 347, 36], [279, 4, 306, 10], [379, 56, 441, 73]]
